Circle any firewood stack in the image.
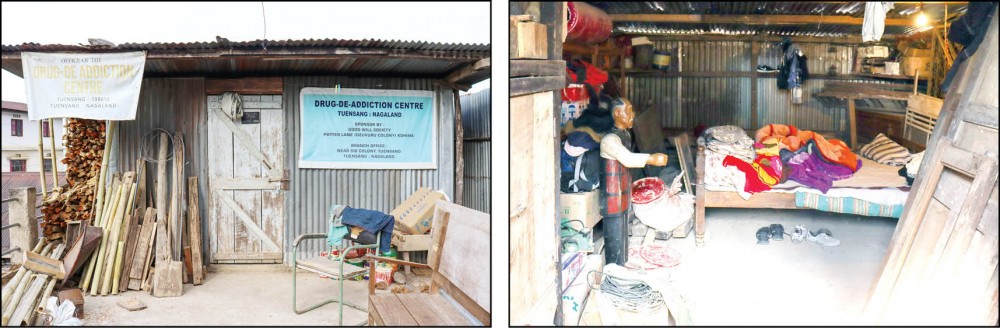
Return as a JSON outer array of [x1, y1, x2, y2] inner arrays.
[[40, 119, 106, 236]]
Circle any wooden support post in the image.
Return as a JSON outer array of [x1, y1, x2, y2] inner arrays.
[[750, 41, 759, 129], [48, 118, 58, 188], [170, 132, 185, 261], [848, 98, 858, 149], [7, 187, 38, 265], [37, 121, 48, 199], [454, 90, 464, 206]]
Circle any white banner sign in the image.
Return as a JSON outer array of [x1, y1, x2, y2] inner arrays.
[[22, 51, 146, 121]]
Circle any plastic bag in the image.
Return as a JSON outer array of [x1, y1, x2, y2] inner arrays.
[[43, 296, 83, 326]]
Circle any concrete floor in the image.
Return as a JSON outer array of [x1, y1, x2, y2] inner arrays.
[[620, 207, 898, 325], [82, 266, 379, 326]]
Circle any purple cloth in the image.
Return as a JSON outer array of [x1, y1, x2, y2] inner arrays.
[[781, 140, 861, 193]]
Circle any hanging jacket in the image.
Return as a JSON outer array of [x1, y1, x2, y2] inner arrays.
[[778, 44, 809, 90], [340, 207, 394, 253]]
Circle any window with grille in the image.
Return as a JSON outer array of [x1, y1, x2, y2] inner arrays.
[[43, 159, 53, 172], [10, 159, 26, 172], [42, 121, 51, 137], [11, 119, 23, 136]]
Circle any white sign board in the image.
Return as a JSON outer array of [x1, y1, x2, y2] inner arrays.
[[22, 51, 146, 121]]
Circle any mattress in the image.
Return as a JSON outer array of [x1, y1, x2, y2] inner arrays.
[[704, 152, 911, 208]]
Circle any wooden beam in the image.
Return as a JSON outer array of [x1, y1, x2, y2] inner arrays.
[[510, 76, 565, 97], [644, 34, 863, 44], [205, 77, 283, 95], [510, 60, 565, 78], [445, 58, 490, 84], [610, 14, 929, 26], [432, 80, 470, 92]]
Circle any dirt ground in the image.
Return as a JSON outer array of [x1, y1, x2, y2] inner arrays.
[[80, 265, 431, 326], [587, 207, 897, 325]]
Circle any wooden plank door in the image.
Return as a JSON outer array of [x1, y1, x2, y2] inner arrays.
[[866, 9, 999, 325], [207, 95, 286, 263]]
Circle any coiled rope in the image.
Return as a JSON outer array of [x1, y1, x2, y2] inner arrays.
[[588, 270, 666, 313]]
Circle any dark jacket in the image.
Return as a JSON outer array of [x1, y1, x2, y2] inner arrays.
[[341, 207, 394, 253]]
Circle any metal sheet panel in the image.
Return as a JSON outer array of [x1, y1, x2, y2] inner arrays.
[[626, 39, 895, 137], [283, 76, 455, 263], [459, 89, 491, 213]]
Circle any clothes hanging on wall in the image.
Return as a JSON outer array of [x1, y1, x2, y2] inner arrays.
[[862, 2, 896, 42], [777, 40, 809, 90], [942, 2, 998, 92]]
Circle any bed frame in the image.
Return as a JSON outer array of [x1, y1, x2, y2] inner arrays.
[[692, 145, 799, 246]]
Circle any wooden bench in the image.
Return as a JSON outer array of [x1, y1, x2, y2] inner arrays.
[[365, 201, 491, 326]]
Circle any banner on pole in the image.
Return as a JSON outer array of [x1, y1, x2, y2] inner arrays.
[[21, 51, 145, 121], [299, 87, 437, 169]]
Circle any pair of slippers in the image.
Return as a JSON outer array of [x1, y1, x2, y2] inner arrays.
[[755, 224, 784, 245]]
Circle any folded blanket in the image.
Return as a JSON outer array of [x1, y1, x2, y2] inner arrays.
[[699, 125, 756, 161]]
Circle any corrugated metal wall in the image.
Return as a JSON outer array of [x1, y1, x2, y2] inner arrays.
[[283, 76, 455, 263], [114, 76, 455, 266], [460, 89, 491, 213], [626, 40, 888, 136], [116, 78, 210, 259]]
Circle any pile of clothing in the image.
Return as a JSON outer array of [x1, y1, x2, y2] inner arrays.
[[700, 124, 863, 199]]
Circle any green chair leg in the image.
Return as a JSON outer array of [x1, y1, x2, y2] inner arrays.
[[292, 232, 380, 326]]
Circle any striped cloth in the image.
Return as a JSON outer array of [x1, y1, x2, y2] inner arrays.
[[795, 192, 904, 218], [601, 158, 631, 217], [859, 133, 912, 166]]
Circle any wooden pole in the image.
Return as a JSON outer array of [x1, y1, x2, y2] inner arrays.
[[188, 176, 205, 284], [89, 175, 122, 296], [48, 118, 58, 188], [101, 173, 134, 295], [93, 121, 116, 228], [156, 132, 170, 262], [454, 91, 464, 206], [0, 239, 47, 305], [37, 121, 48, 199]]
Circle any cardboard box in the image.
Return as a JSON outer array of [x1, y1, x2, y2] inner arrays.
[[560, 252, 585, 293], [861, 45, 889, 58], [391, 188, 447, 234], [902, 57, 932, 76], [560, 191, 600, 229], [510, 17, 547, 59], [903, 47, 933, 58]]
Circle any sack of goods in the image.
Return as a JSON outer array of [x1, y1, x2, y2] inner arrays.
[[630, 175, 695, 233]]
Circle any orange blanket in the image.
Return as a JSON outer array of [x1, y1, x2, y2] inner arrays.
[[755, 124, 860, 172]]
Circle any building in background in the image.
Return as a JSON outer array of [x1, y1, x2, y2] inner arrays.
[[1, 100, 66, 173]]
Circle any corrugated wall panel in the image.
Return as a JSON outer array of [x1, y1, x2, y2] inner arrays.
[[460, 89, 491, 213], [461, 89, 492, 139], [283, 76, 455, 264], [627, 40, 891, 137]]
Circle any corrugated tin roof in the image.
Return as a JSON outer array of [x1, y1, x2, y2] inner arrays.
[[589, 1, 968, 37], [1, 38, 490, 82], [2, 38, 489, 53]]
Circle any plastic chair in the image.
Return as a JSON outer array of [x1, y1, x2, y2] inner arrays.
[[292, 213, 381, 325]]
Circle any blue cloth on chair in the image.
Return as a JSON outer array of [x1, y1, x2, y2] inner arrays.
[[327, 204, 348, 248], [341, 207, 395, 253]]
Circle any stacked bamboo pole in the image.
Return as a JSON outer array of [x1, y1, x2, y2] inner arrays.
[[1, 241, 65, 326]]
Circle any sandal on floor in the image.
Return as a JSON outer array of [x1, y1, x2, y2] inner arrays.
[[769, 224, 785, 241], [756, 227, 771, 245], [790, 225, 808, 243], [807, 228, 841, 247]]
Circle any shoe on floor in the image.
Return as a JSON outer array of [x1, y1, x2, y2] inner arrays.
[[807, 228, 840, 247], [790, 225, 808, 243], [769, 224, 785, 241], [756, 226, 771, 245]]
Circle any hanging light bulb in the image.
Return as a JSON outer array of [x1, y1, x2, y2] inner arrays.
[[915, 3, 929, 27]]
